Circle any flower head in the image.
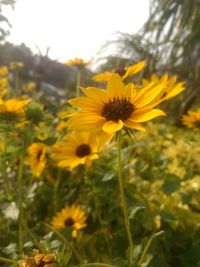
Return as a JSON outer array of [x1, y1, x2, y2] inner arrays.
[[93, 60, 145, 82], [52, 131, 109, 169], [66, 74, 167, 135], [142, 73, 185, 102], [19, 251, 56, 267], [65, 57, 91, 69], [182, 108, 200, 130], [27, 142, 47, 177], [0, 98, 29, 122], [51, 204, 87, 238]]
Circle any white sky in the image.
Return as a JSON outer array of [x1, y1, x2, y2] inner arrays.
[[5, 0, 150, 66]]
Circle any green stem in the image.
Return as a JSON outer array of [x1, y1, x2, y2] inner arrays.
[[77, 264, 115, 267], [43, 222, 83, 264], [117, 132, 134, 266], [17, 155, 24, 255], [76, 70, 81, 97], [0, 257, 17, 264], [138, 230, 164, 266], [53, 169, 62, 213]]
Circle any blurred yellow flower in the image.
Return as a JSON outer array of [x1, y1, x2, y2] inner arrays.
[[182, 108, 200, 130], [23, 82, 36, 91], [0, 98, 30, 122], [52, 131, 109, 169], [142, 73, 185, 102], [66, 74, 167, 135], [93, 60, 145, 82], [65, 57, 91, 69], [0, 66, 8, 77], [9, 61, 24, 70], [51, 204, 87, 238], [27, 142, 47, 177], [19, 251, 56, 267]]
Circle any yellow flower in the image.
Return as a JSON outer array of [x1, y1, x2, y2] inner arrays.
[[9, 61, 24, 70], [0, 66, 8, 77], [51, 204, 87, 238], [19, 251, 56, 267], [65, 57, 91, 69], [142, 73, 185, 102], [27, 142, 47, 177], [93, 60, 145, 82], [0, 98, 29, 122], [182, 108, 200, 130], [52, 131, 109, 169], [66, 74, 167, 135], [23, 82, 36, 91]]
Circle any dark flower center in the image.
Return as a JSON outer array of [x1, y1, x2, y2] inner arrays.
[[115, 68, 126, 77], [64, 217, 75, 227], [101, 97, 134, 122], [37, 149, 43, 160], [75, 144, 91, 157]]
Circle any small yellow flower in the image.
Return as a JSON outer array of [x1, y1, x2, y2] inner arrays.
[[23, 82, 36, 91], [51, 204, 87, 238], [27, 142, 47, 177], [52, 131, 109, 169], [0, 98, 29, 122], [9, 61, 24, 70], [182, 108, 200, 130], [65, 57, 91, 69], [66, 74, 167, 135], [0, 66, 8, 77], [19, 251, 56, 267], [93, 60, 145, 82]]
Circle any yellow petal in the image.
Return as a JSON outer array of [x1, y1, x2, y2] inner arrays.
[[123, 60, 146, 79], [92, 72, 113, 82], [132, 109, 166, 122], [124, 120, 146, 132], [107, 74, 125, 98], [102, 120, 123, 134]]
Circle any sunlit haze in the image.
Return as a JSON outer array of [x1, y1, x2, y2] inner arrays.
[[5, 0, 149, 66]]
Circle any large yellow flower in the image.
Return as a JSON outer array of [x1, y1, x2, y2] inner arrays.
[[66, 74, 167, 135], [52, 131, 109, 169], [93, 60, 145, 82], [0, 98, 29, 122], [182, 108, 200, 130], [51, 205, 87, 238], [27, 142, 47, 177]]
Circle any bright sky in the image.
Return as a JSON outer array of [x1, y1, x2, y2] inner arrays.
[[5, 0, 149, 65]]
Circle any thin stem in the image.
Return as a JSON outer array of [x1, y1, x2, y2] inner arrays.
[[138, 230, 164, 266], [117, 132, 134, 266], [0, 257, 17, 264], [17, 155, 24, 255], [23, 221, 42, 250], [43, 222, 83, 264], [76, 70, 81, 97]]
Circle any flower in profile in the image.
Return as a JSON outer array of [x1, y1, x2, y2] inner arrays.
[[66, 74, 167, 135], [19, 251, 56, 267], [8, 61, 24, 70], [142, 73, 185, 102], [93, 60, 145, 82], [182, 108, 200, 130], [27, 142, 47, 177], [51, 204, 87, 238], [52, 131, 109, 169], [65, 57, 91, 70], [0, 98, 30, 122]]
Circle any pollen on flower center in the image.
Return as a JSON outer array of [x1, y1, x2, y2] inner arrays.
[[101, 97, 134, 122], [75, 144, 91, 157], [64, 217, 75, 227]]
